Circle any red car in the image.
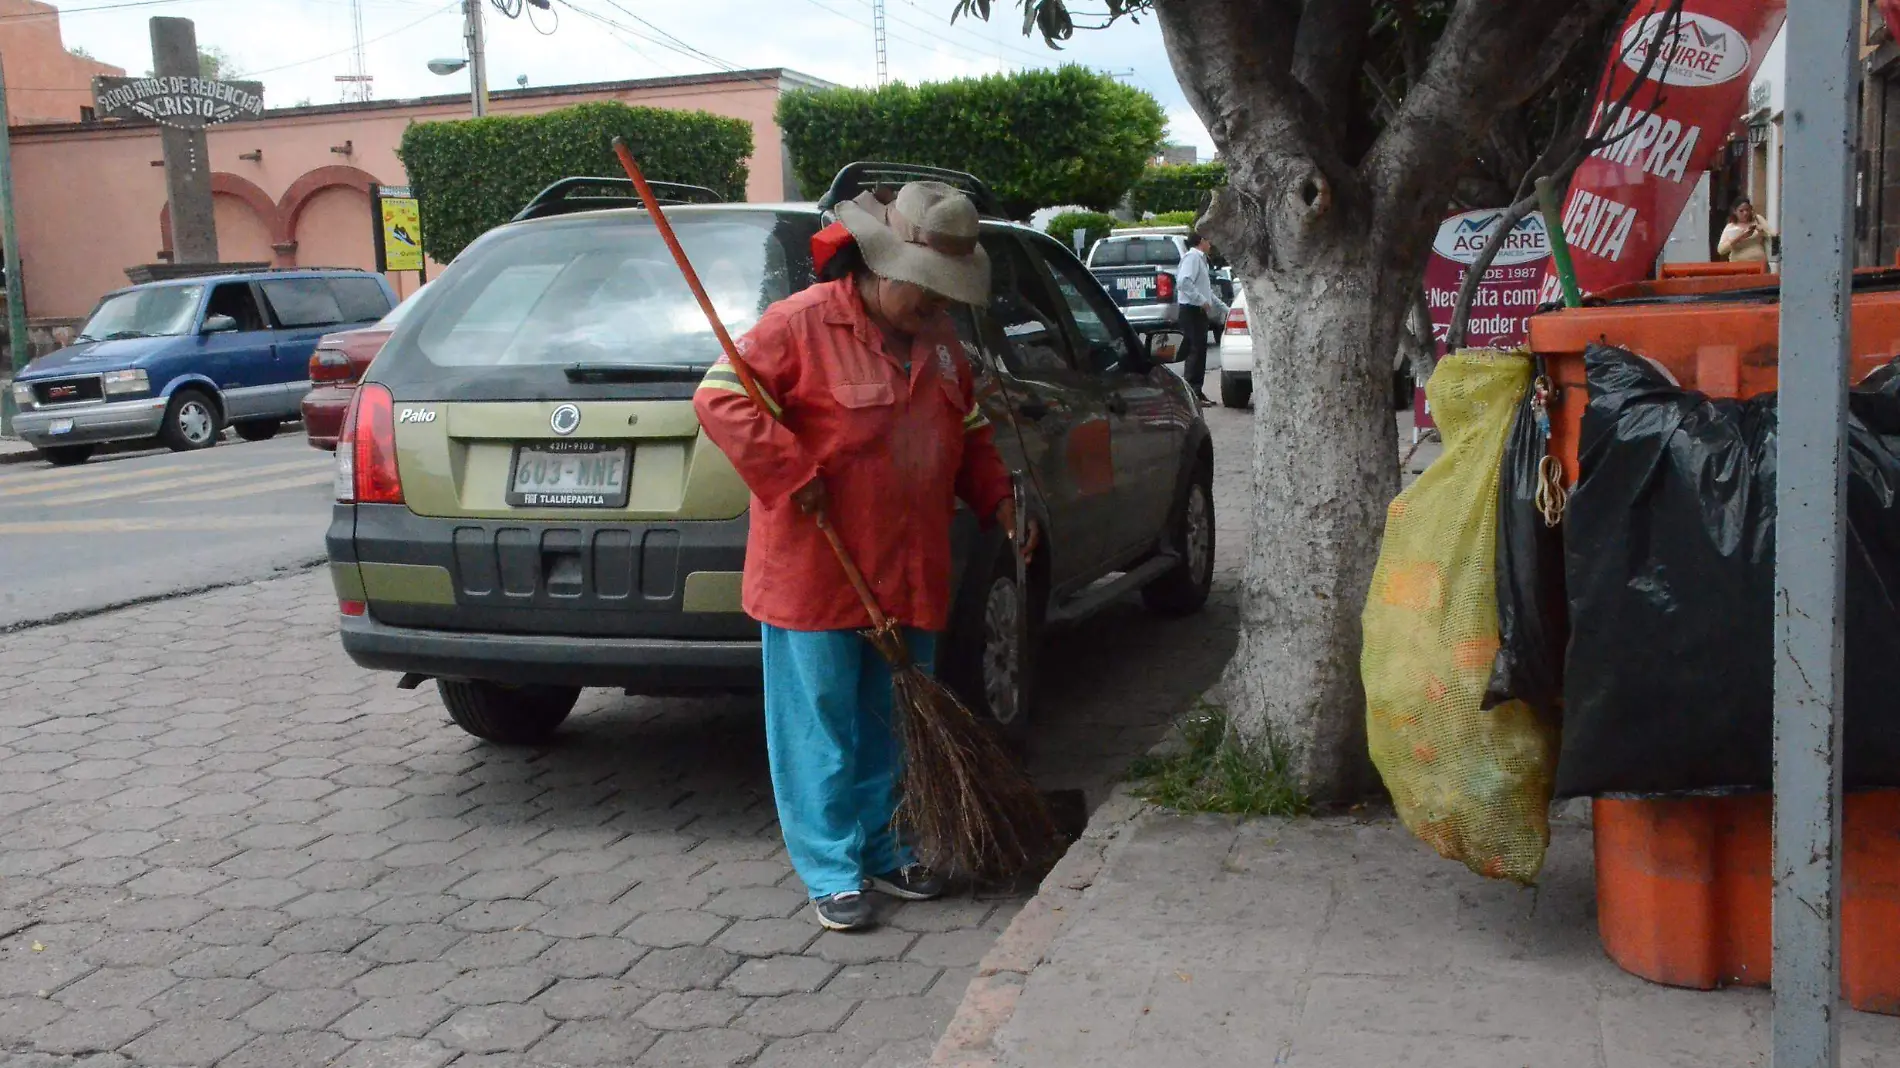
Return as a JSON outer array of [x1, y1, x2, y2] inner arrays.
[[303, 286, 424, 450]]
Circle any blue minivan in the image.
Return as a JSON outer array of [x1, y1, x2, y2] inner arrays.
[[9, 268, 397, 465]]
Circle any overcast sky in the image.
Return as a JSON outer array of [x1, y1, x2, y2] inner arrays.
[[49, 0, 1215, 156]]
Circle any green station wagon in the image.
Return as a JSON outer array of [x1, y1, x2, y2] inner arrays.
[[327, 165, 1214, 745]]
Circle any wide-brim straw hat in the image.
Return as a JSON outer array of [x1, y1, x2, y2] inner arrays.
[[835, 181, 991, 307]]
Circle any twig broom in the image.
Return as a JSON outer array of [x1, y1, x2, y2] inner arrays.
[[610, 138, 1058, 880]]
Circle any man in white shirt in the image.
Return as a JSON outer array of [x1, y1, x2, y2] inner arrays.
[[1175, 232, 1226, 407]]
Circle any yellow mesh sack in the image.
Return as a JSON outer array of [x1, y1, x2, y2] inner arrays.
[[1362, 349, 1557, 884]]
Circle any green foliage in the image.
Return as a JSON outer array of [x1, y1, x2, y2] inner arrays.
[[1127, 163, 1227, 216], [398, 101, 752, 262], [1128, 702, 1310, 817], [1045, 211, 1118, 253], [1119, 210, 1198, 229], [776, 66, 1165, 219]]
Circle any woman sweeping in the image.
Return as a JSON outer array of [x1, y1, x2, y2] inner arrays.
[[693, 181, 1037, 931]]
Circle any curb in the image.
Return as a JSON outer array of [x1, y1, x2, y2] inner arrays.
[[929, 786, 1152, 1068]]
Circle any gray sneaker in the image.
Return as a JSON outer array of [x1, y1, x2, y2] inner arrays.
[[814, 891, 874, 931], [869, 864, 946, 901]]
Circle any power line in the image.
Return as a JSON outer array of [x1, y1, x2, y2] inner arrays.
[[233, 1, 459, 79]]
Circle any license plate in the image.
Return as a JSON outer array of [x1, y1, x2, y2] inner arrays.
[[507, 441, 630, 508], [1116, 277, 1152, 300], [49, 419, 74, 436]]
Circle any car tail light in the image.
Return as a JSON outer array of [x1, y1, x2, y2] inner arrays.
[[338, 599, 367, 617], [335, 383, 402, 504], [1156, 272, 1175, 302], [1226, 306, 1249, 334], [310, 347, 355, 385]]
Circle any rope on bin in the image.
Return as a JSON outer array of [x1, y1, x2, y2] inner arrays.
[[1531, 372, 1568, 527]]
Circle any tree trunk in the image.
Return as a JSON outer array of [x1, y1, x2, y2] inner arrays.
[[1226, 229, 1405, 800]]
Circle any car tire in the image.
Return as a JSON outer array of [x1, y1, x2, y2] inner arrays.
[[38, 444, 93, 466], [233, 420, 279, 442], [158, 389, 221, 452], [438, 680, 579, 745], [1142, 460, 1215, 618], [942, 545, 1038, 747], [1220, 373, 1252, 408]]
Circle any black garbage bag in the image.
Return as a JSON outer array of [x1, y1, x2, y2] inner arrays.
[[1483, 378, 1569, 722], [1554, 343, 1900, 798]]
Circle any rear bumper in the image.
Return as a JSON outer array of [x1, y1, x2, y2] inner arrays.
[[1120, 303, 1181, 329], [339, 611, 762, 690], [13, 396, 167, 447], [301, 386, 351, 450], [1218, 335, 1255, 375]]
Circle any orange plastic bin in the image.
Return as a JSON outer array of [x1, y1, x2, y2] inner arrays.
[[1527, 276, 1900, 1015]]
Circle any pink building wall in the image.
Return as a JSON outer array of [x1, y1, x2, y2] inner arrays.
[[0, 0, 123, 125], [11, 69, 821, 320]]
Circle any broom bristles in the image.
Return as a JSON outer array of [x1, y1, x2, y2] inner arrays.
[[884, 656, 1060, 881]]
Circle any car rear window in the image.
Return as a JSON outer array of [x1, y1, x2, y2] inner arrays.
[[332, 277, 395, 323], [382, 213, 814, 387], [1090, 237, 1182, 269]]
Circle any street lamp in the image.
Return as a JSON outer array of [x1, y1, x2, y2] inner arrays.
[[427, 57, 467, 76]]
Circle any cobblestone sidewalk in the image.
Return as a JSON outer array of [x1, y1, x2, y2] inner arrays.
[[0, 407, 1254, 1067]]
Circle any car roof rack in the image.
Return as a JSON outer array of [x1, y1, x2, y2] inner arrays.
[[815, 162, 1003, 219], [513, 176, 726, 223]]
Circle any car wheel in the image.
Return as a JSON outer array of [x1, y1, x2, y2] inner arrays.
[[233, 420, 280, 442], [1142, 461, 1215, 617], [38, 444, 93, 466], [158, 389, 220, 452], [943, 546, 1037, 745], [437, 680, 579, 745], [1220, 373, 1252, 409]]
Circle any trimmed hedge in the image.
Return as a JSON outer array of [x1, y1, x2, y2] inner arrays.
[[398, 102, 753, 262], [1128, 162, 1227, 216], [1119, 210, 1199, 229], [1046, 211, 1118, 254], [777, 67, 1165, 219]]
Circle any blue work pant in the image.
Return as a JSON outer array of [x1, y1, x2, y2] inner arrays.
[[761, 624, 936, 899]]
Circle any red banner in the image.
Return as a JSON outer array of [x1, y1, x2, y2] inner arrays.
[[1416, 208, 1555, 431], [1550, 0, 1785, 297], [1884, 0, 1900, 42]]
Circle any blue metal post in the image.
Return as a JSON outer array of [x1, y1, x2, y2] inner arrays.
[[1773, 2, 1858, 1066]]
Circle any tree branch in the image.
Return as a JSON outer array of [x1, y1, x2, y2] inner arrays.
[[1293, 0, 1375, 131], [1360, 0, 1630, 223], [1442, 0, 1686, 349]]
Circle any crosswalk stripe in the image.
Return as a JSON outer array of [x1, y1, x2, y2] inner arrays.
[[0, 456, 213, 495], [0, 515, 316, 536], [29, 458, 326, 507], [168, 471, 333, 503]]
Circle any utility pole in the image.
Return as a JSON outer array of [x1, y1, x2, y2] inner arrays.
[[0, 55, 26, 439], [1772, 0, 1857, 1065], [464, 0, 489, 117], [872, 0, 888, 86]]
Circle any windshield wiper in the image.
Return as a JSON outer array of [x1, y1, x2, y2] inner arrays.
[[102, 330, 153, 340], [563, 363, 708, 384]]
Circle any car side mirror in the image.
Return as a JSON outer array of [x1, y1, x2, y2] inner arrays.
[[202, 314, 239, 334], [1141, 328, 1186, 366]]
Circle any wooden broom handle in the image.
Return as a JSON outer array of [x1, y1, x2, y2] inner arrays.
[[612, 137, 891, 632]]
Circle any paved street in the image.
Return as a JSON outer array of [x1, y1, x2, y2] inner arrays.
[[0, 399, 1250, 1068], [0, 434, 334, 630]]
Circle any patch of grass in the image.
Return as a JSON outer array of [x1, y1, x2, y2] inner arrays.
[[1127, 702, 1310, 817]]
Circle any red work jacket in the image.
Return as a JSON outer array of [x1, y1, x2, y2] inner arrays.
[[693, 278, 1013, 633]]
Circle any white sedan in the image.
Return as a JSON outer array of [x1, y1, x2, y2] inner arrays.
[[1214, 291, 1253, 408]]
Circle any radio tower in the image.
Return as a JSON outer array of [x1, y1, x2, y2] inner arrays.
[[872, 0, 889, 86], [336, 0, 374, 102]]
